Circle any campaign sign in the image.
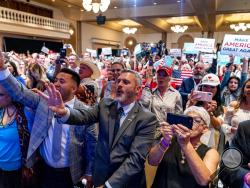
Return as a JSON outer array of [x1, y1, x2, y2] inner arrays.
[[134, 44, 142, 55], [102, 47, 112, 55], [170, 49, 182, 57], [164, 56, 173, 67], [183, 43, 198, 54], [201, 54, 214, 64], [194, 38, 215, 53], [153, 56, 173, 69], [221, 34, 250, 57], [86, 48, 97, 57], [217, 51, 241, 65]]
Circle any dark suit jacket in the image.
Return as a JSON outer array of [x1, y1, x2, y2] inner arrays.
[[0, 72, 97, 184], [179, 77, 195, 107], [219, 120, 250, 188], [65, 98, 158, 188]]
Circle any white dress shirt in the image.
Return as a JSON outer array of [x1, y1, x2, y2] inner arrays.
[[40, 97, 76, 168]]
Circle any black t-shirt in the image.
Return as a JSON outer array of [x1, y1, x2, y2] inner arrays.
[[152, 138, 210, 188]]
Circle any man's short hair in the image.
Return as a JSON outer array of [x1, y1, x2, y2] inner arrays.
[[121, 69, 142, 86], [59, 68, 81, 86]]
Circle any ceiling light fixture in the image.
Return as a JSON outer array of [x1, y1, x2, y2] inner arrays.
[[123, 27, 138, 34], [153, 2, 157, 5], [69, 29, 74, 35], [171, 25, 188, 33], [230, 23, 250, 32], [82, 0, 110, 13]]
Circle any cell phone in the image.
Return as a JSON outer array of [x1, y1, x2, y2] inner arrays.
[[166, 113, 193, 129], [193, 91, 213, 102], [60, 48, 66, 59]]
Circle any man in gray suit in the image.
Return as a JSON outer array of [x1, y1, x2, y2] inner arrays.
[[42, 69, 158, 188], [0, 54, 97, 188]]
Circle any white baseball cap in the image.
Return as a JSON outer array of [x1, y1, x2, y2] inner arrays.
[[200, 73, 220, 87]]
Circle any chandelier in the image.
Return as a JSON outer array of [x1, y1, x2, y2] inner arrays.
[[82, 0, 111, 13], [230, 23, 250, 32], [123, 27, 138, 34], [171, 25, 188, 33]]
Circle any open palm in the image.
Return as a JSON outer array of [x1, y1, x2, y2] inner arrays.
[[37, 83, 67, 117]]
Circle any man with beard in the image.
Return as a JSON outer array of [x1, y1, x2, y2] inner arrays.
[[0, 53, 97, 188], [39, 69, 158, 188], [179, 62, 205, 109]]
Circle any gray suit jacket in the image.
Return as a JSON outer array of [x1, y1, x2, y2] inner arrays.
[[65, 98, 158, 188], [0, 73, 97, 184], [219, 120, 250, 188]]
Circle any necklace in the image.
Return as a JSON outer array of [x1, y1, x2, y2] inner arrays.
[[0, 106, 17, 127], [6, 106, 17, 118], [180, 143, 201, 164]]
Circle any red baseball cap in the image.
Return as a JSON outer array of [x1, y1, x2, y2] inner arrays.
[[156, 67, 172, 76]]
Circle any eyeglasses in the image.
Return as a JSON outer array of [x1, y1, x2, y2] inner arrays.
[[193, 117, 205, 125]]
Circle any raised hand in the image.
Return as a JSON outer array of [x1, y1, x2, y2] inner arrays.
[[204, 100, 217, 113], [36, 83, 67, 117], [173, 124, 191, 147], [159, 122, 174, 143]]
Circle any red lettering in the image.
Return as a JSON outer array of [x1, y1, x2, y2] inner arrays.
[[240, 43, 245, 48]]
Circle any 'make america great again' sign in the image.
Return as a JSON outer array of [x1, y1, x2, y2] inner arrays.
[[221, 34, 250, 57]]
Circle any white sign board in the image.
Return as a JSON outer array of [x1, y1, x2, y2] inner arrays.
[[86, 48, 97, 57], [102, 47, 112, 55], [221, 34, 250, 57], [134, 44, 142, 55], [194, 38, 215, 53], [201, 54, 214, 64], [170, 48, 182, 57]]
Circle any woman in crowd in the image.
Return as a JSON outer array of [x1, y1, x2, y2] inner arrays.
[[187, 73, 224, 149], [6, 60, 26, 85], [220, 57, 248, 106], [18, 61, 27, 82], [26, 63, 48, 91], [141, 66, 183, 123], [149, 106, 219, 188], [221, 78, 250, 144], [0, 84, 34, 188]]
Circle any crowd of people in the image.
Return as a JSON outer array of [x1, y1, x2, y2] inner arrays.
[[0, 44, 250, 188]]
